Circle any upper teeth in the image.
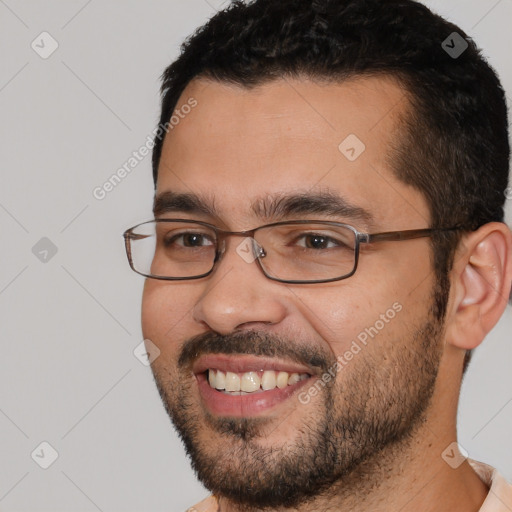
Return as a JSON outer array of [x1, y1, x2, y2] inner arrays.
[[208, 369, 309, 393]]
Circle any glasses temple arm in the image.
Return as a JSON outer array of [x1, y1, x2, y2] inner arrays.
[[364, 227, 463, 243]]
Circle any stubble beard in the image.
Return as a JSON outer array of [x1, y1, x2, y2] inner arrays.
[[151, 310, 445, 509]]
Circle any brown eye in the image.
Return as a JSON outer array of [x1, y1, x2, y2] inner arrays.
[[165, 232, 215, 248]]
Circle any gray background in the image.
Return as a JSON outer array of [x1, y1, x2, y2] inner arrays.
[[0, 1, 511, 511]]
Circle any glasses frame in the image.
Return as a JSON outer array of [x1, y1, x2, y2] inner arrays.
[[123, 218, 463, 284]]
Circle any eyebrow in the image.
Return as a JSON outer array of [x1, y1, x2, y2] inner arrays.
[[153, 190, 375, 228]]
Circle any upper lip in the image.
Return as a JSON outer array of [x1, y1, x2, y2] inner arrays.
[[192, 354, 315, 376]]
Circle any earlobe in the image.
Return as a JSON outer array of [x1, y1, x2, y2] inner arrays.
[[446, 223, 512, 351]]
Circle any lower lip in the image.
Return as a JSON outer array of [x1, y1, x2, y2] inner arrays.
[[196, 373, 312, 417]]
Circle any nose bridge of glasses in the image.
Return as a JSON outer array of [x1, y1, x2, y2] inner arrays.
[[215, 229, 266, 261]]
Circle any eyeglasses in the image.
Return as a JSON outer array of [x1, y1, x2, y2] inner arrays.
[[123, 219, 462, 284]]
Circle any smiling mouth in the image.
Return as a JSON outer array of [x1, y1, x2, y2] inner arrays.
[[192, 355, 316, 417], [206, 369, 310, 394]]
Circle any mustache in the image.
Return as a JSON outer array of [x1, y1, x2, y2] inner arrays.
[[178, 329, 333, 373]]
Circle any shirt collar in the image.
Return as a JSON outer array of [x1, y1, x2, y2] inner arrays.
[[469, 459, 512, 512]]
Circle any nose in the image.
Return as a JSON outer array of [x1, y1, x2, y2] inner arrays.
[[192, 236, 287, 335]]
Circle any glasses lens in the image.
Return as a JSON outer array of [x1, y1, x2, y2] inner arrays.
[[256, 223, 357, 281], [127, 220, 217, 278]]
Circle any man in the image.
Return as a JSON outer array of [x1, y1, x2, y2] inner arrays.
[[123, 0, 512, 510]]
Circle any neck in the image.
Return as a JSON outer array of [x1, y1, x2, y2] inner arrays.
[[217, 416, 488, 512]]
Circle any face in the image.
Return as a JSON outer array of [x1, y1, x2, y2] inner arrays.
[[142, 76, 446, 507]]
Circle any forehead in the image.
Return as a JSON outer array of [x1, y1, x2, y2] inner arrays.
[[156, 76, 430, 230]]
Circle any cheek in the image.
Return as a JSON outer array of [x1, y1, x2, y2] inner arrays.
[[295, 267, 429, 356], [141, 280, 161, 339], [141, 281, 196, 353]]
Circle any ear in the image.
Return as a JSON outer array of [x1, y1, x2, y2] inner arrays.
[[445, 222, 512, 350]]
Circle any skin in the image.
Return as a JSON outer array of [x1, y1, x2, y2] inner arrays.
[[141, 76, 512, 511]]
